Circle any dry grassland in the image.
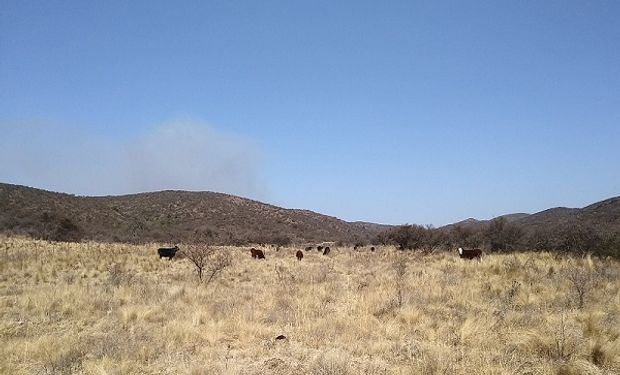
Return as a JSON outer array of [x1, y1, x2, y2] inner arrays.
[[1, 237, 619, 374]]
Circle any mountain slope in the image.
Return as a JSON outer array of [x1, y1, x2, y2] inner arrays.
[[443, 212, 531, 231], [0, 183, 390, 244], [514, 197, 620, 234], [444, 198, 620, 236]]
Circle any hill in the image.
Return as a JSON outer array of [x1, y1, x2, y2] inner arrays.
[[445, 197, 620, 236], [444, 212, 531, 231], [0, 183, 390, 244], [514, 197, 620, 234], [440, 197, 620, 256]]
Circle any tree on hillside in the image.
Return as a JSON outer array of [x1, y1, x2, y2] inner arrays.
[[485, 217, 524, 251], [53, 217, 83, 242], [387, 224, 428, 250], [420, 225, 446, 253], [556, 223, 601, 254]]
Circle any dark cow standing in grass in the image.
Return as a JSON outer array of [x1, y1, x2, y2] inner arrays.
[[296, 250, 304, 261], [250, 248, 265, 259], [458, 247, 482, 260], [158, 245, 180, 260], [317, 246, 324, 252], [322, 247, 330, 256]]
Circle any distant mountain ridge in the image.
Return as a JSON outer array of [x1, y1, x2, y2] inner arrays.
[[444, 197, 620, 236], [444, 213, 531, 231], [515, 197, 620, 234], [0, 183, 390, 244]]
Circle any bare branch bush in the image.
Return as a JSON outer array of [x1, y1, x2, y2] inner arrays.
[[563, 262, 594, 308], [205, 250, 232, 284], [183, 243, 231, 283]]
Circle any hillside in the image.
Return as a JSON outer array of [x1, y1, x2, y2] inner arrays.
[[439, 197, 620, 256], [514, 197, 620, 234], [0, 183, 390, 244], [445, 197, 620, 236], [444, 212, 531, 231]]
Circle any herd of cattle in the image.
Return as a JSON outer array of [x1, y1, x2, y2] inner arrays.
[[157, 244, 483, 260]]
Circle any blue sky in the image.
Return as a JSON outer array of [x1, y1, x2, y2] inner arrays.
[[1, 1, 619, 225]]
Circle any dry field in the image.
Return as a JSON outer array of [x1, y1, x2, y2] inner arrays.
[[1, 237, 619, 374]]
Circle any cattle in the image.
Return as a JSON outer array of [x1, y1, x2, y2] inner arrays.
[[370, 246, 376, 252], [305, 246, 313, 251], [250, 248, 265, 259], [158, 245, 180, 260], [322, 246, 330, 256], [296, 250, 304, 261], [458, 247, 482, 260], [317, 245, 324, 252]]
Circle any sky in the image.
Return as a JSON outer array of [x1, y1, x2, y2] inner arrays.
[[1, 1, 619, 226]]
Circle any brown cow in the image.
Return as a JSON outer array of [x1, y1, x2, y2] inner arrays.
[[322, 246, 330, 256], [458, 247, 482, 260], [250, 248, 265, 259], [296, 250, 303, 261]]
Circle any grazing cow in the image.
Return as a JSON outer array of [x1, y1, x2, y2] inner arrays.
[[322, 246, 330, 256], [250, 248, 266, 259], [305, 246, 313, 251], [458, 247, 482, 260], [296, 250, 304, 261], [158, 245, 180, 260], [370, 246, 376, 252], [317, 245, 324, 252]]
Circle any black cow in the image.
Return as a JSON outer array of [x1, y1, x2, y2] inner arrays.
[[158, 245, 180, 260], [317, 245, 324, 252], [250, 248, 266, 259], [296, 250, 304, 261], [322, 246, 330, 256]]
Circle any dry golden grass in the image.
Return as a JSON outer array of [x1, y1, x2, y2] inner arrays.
[[1, 236, 619, 374]]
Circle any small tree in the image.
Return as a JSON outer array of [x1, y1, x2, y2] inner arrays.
[[184, 243, 210, 281], [557, 224, 601, 255], [387, 224, 426, 250], [53, 217, 83, 242], [564, 263, 593, 308], [420, 225, 445, 254], [527, 228, 555, 251], [183, 243, 231, 283], [485, 217, 524, 251]]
